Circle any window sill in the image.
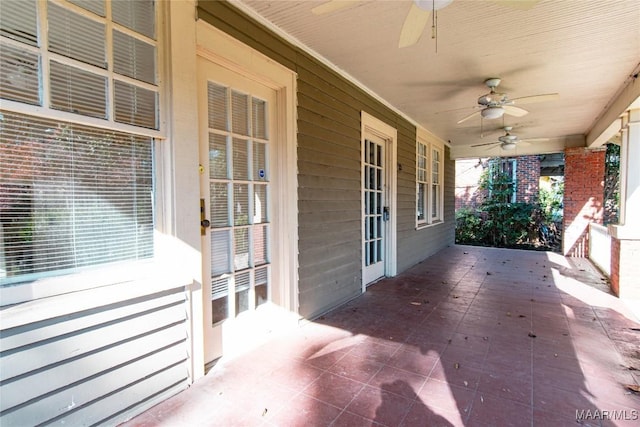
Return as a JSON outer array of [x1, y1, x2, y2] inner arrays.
[[0, 265, 192, 329], [416, 220, 444, 231], [0, 259, 193, 310]]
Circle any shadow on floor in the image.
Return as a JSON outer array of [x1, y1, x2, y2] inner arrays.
[[123, 245, 640, 426]]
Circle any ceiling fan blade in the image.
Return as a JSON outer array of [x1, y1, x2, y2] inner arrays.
[[511, 93, 559, 105], [471, 141, 500, 148], [503, 105, 529, 117], [311, 1, 361, 15], [457, 110, 481, 124], [398, 3, 431, 48], [492, 0, 539, 10]]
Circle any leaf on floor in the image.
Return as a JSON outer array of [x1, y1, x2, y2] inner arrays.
[[624, 384, 640, 393], [528, 332, 537, 338], [410, 302, 421, 306], [454, 362, 460, 369], [518, 314, 526, 318]]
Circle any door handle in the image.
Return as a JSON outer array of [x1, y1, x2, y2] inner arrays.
[[200, 198, 209, 235], [383, 206, 390, 221]]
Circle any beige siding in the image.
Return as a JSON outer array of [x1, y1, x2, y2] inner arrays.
[[0, 286, 189, 426], [198, 1, 455, 319]]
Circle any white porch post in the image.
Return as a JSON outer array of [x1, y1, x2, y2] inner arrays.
[[609, 108, 640, 299]]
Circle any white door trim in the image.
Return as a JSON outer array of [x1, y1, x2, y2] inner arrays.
[[361, 112, 397, 292], [196, 21, 299, 362]]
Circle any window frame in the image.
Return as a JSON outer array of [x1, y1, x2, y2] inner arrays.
[[488, 158, 517, 204], [416, 130, 445, 229], [0, 0, 167, 305]]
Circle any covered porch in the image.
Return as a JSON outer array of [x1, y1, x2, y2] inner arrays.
[[124, 245, 640, 426]]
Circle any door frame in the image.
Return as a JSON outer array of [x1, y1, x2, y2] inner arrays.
[[196, 21, 299, 361], [360, 111, 397, 292]]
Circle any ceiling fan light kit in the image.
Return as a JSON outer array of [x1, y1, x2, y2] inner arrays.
[[501, 142, 517, 150], [415, 0, 453, 11], [481, 106, 505, 119]]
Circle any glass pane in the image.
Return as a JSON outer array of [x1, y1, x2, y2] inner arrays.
[[0, 111, 153, 284], [211, 276, 228, 299], [208, 83, 228, 131], [252, 97, 267, 139], [68, 0, 105, 16], [113, 30, 156, 85], [210, 183, 228, 227], [112, 0, 155, 39], [50, 61, 107, 118], [233, 184, 249, 226], [235, 271, 250, 316], [48, 3, 106, 68], [231, 91, 249, 136], [0, 0, 38, 46], [253, 142, 267, 181], [234, 228, 249, 270], [211, 230, 231, 275], [417, 184, 425, 221], [253, 184, 267, 224], [232, 138, 249, 180], [209, 133, 228, 179], [114, 80, 158, 129], [255, 266, 268, 307], [211, 294, 228, 325], [432, 185, 439, 218], [253, 225, 268, 266], [0, 44, 40, 105]]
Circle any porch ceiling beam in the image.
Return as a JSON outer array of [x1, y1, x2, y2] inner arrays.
[[587, 69, 640, 148], [450, 135, 584, 160]]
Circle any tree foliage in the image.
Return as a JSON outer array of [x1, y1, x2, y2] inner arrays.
[[456, 159, 562, 251]]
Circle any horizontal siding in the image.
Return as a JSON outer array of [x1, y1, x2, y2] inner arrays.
[[0, 285, 189, 426], [198, 0, 455, 319]]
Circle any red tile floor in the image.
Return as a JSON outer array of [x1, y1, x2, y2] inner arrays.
[[123, 246, 640, 427]]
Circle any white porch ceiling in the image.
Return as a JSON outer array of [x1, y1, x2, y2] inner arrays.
[[233, 0, 640, 158]]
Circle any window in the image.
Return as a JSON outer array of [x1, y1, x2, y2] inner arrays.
[[488, 158, 517, 203], [0, 0, 160, 288], [416, 135, 444, 227]]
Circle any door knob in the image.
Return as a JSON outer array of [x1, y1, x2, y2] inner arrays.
[[201, 219, 211, 228]]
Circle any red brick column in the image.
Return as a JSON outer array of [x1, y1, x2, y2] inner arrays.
[[563, 147, 606, 257]]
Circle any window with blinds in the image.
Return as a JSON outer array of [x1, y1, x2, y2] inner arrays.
[[416, 139, 444, 227], [0, 1, 159, 287]]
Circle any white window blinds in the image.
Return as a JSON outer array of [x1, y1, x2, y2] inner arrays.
[[0, 0, 159, 130], [0, 110, 154, 285]]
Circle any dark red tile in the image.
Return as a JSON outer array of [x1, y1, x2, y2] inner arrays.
[[269, 394, 342, 427], [467, 393, 531, 427], [303, 372, 365, 410], [401, 400, 464, 427], [328, 352, 384, 383], [345, 385, 413, 426], [386, 346, 440, 376], [368, 365, 427, 399], [417, 378, 475, 415]]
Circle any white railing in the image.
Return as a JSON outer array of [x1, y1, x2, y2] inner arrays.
[[588, 223, 611, 277]]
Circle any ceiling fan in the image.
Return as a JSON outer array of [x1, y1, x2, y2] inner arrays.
[[470, 126, 549, 151], [312, 0, 539, 48], [457, 78, 560, 124]]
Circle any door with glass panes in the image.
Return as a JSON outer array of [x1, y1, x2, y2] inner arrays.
[[198, 58, 276, 363]]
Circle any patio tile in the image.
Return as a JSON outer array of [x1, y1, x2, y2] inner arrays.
[[121, 246, 640, 427], [345, 384, 414, 426], [467, 393, 532, 427]]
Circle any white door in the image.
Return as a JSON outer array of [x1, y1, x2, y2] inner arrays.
[[363, 133, 388, 285], [198, 58, 277, 363]]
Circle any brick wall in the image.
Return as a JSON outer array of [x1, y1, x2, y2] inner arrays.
[[563, 147, 606, 257], [610, 238, 640, 299], [515, 155, 541, 203], [455, 156, 542, 210]]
